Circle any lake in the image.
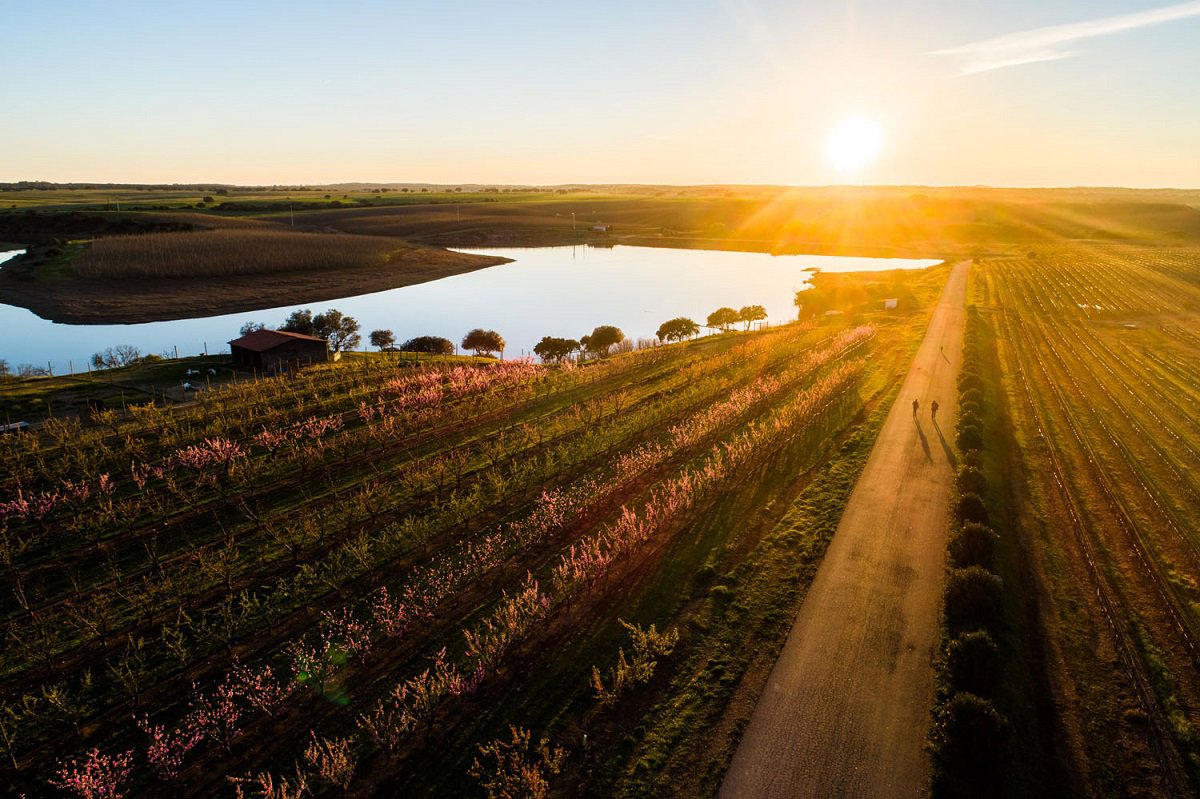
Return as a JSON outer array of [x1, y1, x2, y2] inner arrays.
[[0, 246, 939, 373]]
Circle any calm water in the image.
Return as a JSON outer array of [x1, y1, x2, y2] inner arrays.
[[0, 246, 939, 373]]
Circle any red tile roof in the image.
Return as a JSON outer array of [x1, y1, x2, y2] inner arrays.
[[229, 329, 327, 352]]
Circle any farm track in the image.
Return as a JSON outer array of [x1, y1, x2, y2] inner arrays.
[[719, 260, 965, 799]]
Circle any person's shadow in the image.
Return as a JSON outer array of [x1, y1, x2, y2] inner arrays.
[[933, 418, 958, 468], [916, 419, 932, 462]]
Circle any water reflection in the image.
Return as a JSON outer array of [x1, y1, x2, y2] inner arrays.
[[0, 246, 938, 372]]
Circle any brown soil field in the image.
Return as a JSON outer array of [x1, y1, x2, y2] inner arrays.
[[0, 237, 507, 324]]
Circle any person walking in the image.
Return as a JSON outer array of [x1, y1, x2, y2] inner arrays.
[[931, 399, 940, 420], [912, 398, 920, 416]]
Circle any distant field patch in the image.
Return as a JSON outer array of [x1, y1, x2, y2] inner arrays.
[[73, 229, 410, 279]]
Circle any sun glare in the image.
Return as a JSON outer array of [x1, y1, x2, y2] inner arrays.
[[825, 116, 883, 174]]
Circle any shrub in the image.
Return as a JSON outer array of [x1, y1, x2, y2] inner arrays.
[[959, 399, 982, 419], [935, 692, 1007, 773], [948, 522, 998, 570], [955, 493, 989, 525], [946, 632, 1003, 697], [956, 466, 987, 498], [956, 424, 983, 452], [960, 388, 984, 409], [962, 449, 983, 469], [944, 567, 1004, 632], [957, 411, 983, 435], [958, 371, 985, 395]]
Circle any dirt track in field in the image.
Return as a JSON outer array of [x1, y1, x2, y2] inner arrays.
[[719, 261, 968, 799]]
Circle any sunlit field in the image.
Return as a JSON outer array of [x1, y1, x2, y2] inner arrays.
[[0, 278, 945, 796], [3, 0, 1200, 796], [976, 245, 1200, 794]]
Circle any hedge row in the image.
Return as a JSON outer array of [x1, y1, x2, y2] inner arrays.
[[931, 305, 1010, 794]]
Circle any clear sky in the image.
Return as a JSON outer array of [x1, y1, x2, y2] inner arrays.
[[1, 0, 1197, 187]]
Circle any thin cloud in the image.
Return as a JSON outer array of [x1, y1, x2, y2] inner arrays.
[[933, 0, 1200, 75]]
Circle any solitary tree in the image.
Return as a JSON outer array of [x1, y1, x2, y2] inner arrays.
[[585, 325, 625, 357], [91, 345, 142, 369], [114, 345, 142, 366], [462, 329, 505, 358], [533, 336, 579, 363], [738, 304, 767, 330], [706, 307, 740, 332], [239, 321, 267, 336], [369, 329, 395, 351], [312, 310, 361, 353], [280, 309, 315, 336], [401, 336, 455, 355], [656, 317, 699, 343]]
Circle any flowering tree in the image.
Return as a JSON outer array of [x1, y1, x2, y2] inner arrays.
[[50, 747, 134, 799], [304, 732, 357, 795], [229, 770, 309, 799], [470, 726, 566, 799], [185, 680, 242, 751], [136, 716, 203, 784], [591, 621, 680, 707]]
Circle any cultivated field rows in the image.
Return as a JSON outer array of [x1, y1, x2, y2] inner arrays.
[[1, 318, 883, 797], [985, 245, 1200, 795]]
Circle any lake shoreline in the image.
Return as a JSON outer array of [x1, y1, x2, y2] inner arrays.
[[0, 246, 510, 324], [0, 246, 940, 374]]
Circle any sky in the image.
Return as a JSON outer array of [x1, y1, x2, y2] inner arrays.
[[1, 0, 1197, 187]]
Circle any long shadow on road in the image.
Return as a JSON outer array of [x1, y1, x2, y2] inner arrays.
[[933, 418, 957, 468], [916, 418, 932, 462]]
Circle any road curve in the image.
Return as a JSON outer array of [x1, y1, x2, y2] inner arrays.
[[719, 261, 969, 799]]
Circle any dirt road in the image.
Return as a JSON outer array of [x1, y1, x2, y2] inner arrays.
[[719, 261, 969, 799]]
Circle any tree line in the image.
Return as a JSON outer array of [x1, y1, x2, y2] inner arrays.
[[235, 301, 773, 366]]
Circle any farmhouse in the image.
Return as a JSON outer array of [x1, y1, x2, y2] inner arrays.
[[229, 329, 328, 371]]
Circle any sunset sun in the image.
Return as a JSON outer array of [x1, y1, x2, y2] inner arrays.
[[825, 116, 883, 173]]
